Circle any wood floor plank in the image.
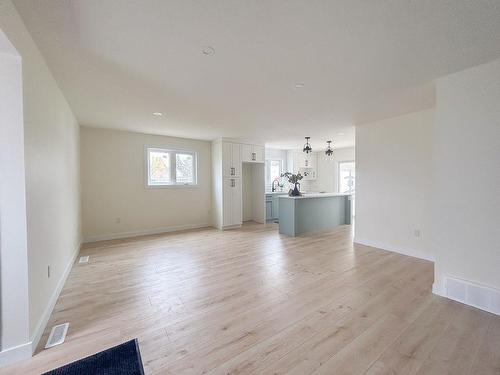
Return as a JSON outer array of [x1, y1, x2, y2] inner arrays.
[[414, 304, 493, 375], [363, 298, 459, 375], [1, 222, 498, 375], [470, 315, 500, 375], [257, 262, 433, 375]]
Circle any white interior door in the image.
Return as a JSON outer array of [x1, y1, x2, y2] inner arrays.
[[222, 142, 232, 177], [231, 143, 241, 176], [222, 177, 233, 226], [232, 177, 242, 225]]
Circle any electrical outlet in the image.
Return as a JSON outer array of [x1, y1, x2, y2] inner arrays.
[[47, 265, 51, 278], [115, 217, 121, 223], [414, 229, 421, 238]]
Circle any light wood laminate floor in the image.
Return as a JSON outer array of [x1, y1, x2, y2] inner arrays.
[[3, 223, 499, 374]]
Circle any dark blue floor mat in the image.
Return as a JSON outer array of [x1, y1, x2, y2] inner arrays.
[[43, 339, 145, 375]]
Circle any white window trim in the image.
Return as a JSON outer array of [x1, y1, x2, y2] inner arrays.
[[265, 158, 283, 185], [337, 160, 355, 193], [145, 146, 199, 188]]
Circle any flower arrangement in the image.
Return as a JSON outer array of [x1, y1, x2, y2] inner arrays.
[[281, 172, 303, 184], [281, 172, 303, 196]]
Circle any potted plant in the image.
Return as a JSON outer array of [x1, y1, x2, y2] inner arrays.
[[281, 172, 303, 196]]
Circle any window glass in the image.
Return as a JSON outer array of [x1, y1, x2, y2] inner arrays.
[[339, 161, 355, 193], [265, 159, 283, 189], [176, 153, 194, 184], [270, 160, 282, 181], [149, 151, 171, 184], [147, 148, 197, 186]]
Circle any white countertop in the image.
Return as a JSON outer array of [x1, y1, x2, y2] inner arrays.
[[279, 192, 352, 199], [265, 191, 288, 195]]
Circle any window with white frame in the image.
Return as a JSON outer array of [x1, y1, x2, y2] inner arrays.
[[146, 147, 197, 186], [338, 161, 355, 193], [265, 159, 283, 187]]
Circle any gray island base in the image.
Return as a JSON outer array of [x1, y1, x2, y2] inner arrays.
[[278, 193, 352, 236]]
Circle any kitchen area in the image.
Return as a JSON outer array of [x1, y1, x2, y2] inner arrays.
[[265, 144, 355, 235], [211, 138, 355, 234]]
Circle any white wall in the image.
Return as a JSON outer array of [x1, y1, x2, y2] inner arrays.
[[355, 109, 435, 261], [433, 59, 500, 294], [0, 0, 81, 354], [81, 127, 211, 241], [315, 147, 355, 193], [0, 28, 30, 363]]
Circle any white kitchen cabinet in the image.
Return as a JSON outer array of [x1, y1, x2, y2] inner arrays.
[[241, 144, 265, 163], [222, 142, 241, 177], [212, 139, 265, 229], [241, 144, 253, 162], [223, 177, 242, 227], [253, 145, 265, 162]]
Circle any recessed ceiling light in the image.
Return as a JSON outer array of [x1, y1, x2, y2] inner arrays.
[[152, 112, 163, 117], [294, 83, 305, 89], [338, 132, 345, 136], [202, 46, 215, 56]]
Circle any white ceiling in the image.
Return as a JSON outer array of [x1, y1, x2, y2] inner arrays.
[[13, 0, 500, 150]]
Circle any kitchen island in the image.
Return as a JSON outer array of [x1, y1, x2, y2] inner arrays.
[[278, 193, 352, 236]]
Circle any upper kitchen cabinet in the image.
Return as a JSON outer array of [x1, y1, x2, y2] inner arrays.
[[241, 144, 264, 163], [222, 142, 242, 177]]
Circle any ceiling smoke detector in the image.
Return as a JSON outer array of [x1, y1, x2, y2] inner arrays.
[[152, 112, 163, 117], [202, 46, 215, 56], [294, 83, 305, 89]]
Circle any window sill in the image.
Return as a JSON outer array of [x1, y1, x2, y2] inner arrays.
[[146, 184, 200, 189]]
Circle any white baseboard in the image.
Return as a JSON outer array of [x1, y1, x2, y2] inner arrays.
[[433, 277, 500, 316], [432, 281, 445, 296], [82, 223, 210, 243], [29, 241, 81, 354], [353, 237, 435, 262], [0, 342, 32, 367]]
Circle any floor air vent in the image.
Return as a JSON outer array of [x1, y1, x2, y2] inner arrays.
[[45, 322, 69, 349], [79, 256, 89, 264]]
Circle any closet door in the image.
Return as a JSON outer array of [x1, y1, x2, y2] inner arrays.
[[223, 142, 241, 177], [231, 143, 242, 177], [222, 142, 232, 177], [222, 177, 242, 227], [222, 178, 234, 226], [231, 177, 242, 225]]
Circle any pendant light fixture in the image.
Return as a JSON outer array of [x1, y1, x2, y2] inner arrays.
[[325, 140, 334, 157], [303, 137, 312, 154]]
